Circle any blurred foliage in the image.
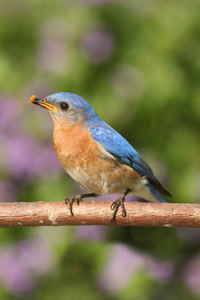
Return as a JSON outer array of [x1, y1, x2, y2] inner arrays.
[[0, 0, 200, 299]]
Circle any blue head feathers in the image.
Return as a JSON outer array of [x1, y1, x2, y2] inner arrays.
[[30, 92, 172, 200]]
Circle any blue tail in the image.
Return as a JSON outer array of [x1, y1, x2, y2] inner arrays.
[[147, 183, 167, 203]]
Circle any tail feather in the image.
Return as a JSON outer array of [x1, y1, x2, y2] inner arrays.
[[149, 179, 173, 198], [146, 183, 167, 203]]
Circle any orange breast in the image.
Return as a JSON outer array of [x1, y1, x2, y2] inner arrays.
[[52, 118, 141, 194], [53, 119, 101, 171]]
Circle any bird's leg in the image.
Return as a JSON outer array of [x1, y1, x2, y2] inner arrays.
[[110, 189, 131, 222], [65, 193, 99, 216]]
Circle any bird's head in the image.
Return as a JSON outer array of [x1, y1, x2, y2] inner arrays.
[[29, 92, 100, 126]]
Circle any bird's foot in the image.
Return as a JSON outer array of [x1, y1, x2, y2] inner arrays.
[[65, 195, 82, 216], [110, 194, 126, 222], [65, 193, 98, 216]]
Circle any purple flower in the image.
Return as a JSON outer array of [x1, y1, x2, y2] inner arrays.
[[0, 97, 21, 129], [81, 27, 115, 63], [0, 238, 55, 296], [99, 243, 175, 295], [0, 250, 34, 294], [75, 225, 106, 241], [0, 95, 62, 183], [145, 257, 174, 283], [182, 256, 200, 295], [16, 238, 55, 276], [98, 244, 144, 294], [1, 135, 61, 181]]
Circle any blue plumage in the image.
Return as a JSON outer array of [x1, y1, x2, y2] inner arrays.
[[31, 92, 172, 220], [90, 123, 171, 199], [47, 92, 172, 200]]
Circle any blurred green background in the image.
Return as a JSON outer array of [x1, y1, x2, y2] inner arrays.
[[0, 0, 200, 299]]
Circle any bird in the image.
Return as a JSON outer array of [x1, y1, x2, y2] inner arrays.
[[29, 93, 172, 221]]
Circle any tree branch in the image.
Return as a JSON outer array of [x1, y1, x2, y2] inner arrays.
[[0, 201, 200, 228]]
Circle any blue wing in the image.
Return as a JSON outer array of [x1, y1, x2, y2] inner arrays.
[[90, 123, 172, 198]]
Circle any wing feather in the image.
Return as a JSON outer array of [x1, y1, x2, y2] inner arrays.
[[90, 124, 172, 197]]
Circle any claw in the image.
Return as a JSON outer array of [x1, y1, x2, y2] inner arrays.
[[110, 194, 127, 223], [64, 193, 98, 217], [65, 195, 82, 216]]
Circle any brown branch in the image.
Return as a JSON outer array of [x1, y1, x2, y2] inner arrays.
[[0, 201, 200, 228]]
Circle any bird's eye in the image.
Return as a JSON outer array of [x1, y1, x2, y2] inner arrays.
[[60, 102, 69, 110]]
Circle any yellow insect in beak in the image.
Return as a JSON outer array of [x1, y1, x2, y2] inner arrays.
[[29, 95, 57, 112]]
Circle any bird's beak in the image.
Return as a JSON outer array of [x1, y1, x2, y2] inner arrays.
[[28, 95, 57, 112]]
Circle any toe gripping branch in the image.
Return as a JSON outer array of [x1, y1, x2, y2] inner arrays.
[[110, 189, 131, 222], [65, 190, 131, 222], [65, 193, 98, 216]]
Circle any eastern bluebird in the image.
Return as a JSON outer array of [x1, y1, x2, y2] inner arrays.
[[29, 93, 172, 221]]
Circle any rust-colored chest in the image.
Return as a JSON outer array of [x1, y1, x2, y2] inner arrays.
[[51, 119, 141, 195], [52, 120, 100, 171]]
